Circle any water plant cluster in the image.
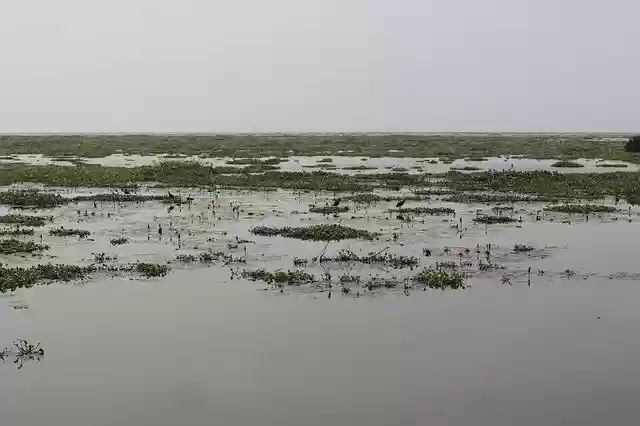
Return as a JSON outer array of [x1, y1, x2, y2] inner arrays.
[[49, 227, 91, 238], [390, 206, 456, 215], [251, 224, 379, 241], [0, 214, 50, 227], [473, 216, 519, 224], [0, 239, 49, 255], [241, 269, 315, 286], [319, 248, 419, 269], [544, 204, 617, 214], [411, 268, 466, 290]]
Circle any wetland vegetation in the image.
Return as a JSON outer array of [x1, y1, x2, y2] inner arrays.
[[251, 224, 379, 241], [0, 134, 639, 299]]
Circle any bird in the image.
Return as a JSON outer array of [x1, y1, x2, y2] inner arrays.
[[167, 191, 175, 199], [396, 199, 406, 208], [332, 198, 341, 207], [167, 205, 175, 213]]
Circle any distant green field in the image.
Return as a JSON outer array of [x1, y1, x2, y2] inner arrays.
[[0, 133, 635, 161]]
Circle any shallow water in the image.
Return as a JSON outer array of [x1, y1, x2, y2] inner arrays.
[[1, 189, 640, 425], [2, 154, 637, 174]]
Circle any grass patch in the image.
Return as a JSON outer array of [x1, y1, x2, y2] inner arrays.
[[0, 214, 50, 227], [492, 205, 515, 212], [514, 244, 534, 253], [74, 193, 176, 203], [251, 224, 379, 241], [324, 248, 419, 269], [176, 251, 226, 264], [344, 194, 428, 203], [413, 188, 454, 196], [390, 207, 455, 215], [0, 134, 634, 161], [0, 264, 93, 293], [225, 158, 281, 165], [342, 165, 376, 170], [545, 204, 617, 214], [473, 216, 519, 224], [0, 239, 49, 255], [302, 164, 337, 169], [317, 158, 333, 163], [0, 190, 67, 208], [411, 268, 466, 290], [551, 160, 584, 168], [451, 166, 482, 171], [0, 228, 34, 236], [134, 263, 169, 278], [443, 191, 552, 203], [49, 228, 90, 238], [596, 163, 628, 168], [110, 237, 129, 246], [241, 269, 315, 286], [309, 206, 349, 214]]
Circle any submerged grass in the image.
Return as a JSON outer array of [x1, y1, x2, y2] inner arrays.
[[0, 228, 34, 236], [320, 248, 419, 269], [49, 228, 91, 238], [251, 224, 379, 241], [473, 216, 519, 224], [110, 237, 129, 246], [411, 268, 466, 290], [134, 263, 170, 278], [0, 239, 49, 255], [309, 205, 349, 214], [0, 264, 93, 293], [390, 206, 455, 215], [0, 190, 67, 208], [545, 204, 617, 214], [241, 269, 315, 286], [0, 214, 50, 227], [225, 158, 281, 165]]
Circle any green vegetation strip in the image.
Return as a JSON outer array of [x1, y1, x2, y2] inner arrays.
[[49, 228, 90, 238], [0, 239, 49, 254], [390, 207, 455, 215], [309, 206, 349, 214], [0, 214, 50, 227], [473, 216, 519, 224], [0, 190, 66, 208], [251, 224, 379, 241], [551, 161, 584, 168], [411, 268, 466, 290], [0, 264, 93, 293], [544, 204, 617, 214], [241, 269, 315, 286], [0, 228, 34, 236], [0, 134, 635, 161]]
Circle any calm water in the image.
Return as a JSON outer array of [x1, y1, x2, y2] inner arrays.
[[1, 190, 640, 425]]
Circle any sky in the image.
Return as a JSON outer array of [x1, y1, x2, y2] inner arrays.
[[0, 0, 638, 133]]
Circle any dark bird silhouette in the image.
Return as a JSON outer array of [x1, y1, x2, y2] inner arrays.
[[122, 188, 131, 195], [186, 197, 194, 203], [167, 205, 175, 213], [167, 191, 175, 199], [396, 199, 406, 208], [332, 198, 341, 207]]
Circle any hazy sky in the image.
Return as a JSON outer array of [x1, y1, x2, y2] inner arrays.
[[0, 0, 638, 133]]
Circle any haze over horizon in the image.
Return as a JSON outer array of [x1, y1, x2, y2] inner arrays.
[[1, 0, 638, 134]]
